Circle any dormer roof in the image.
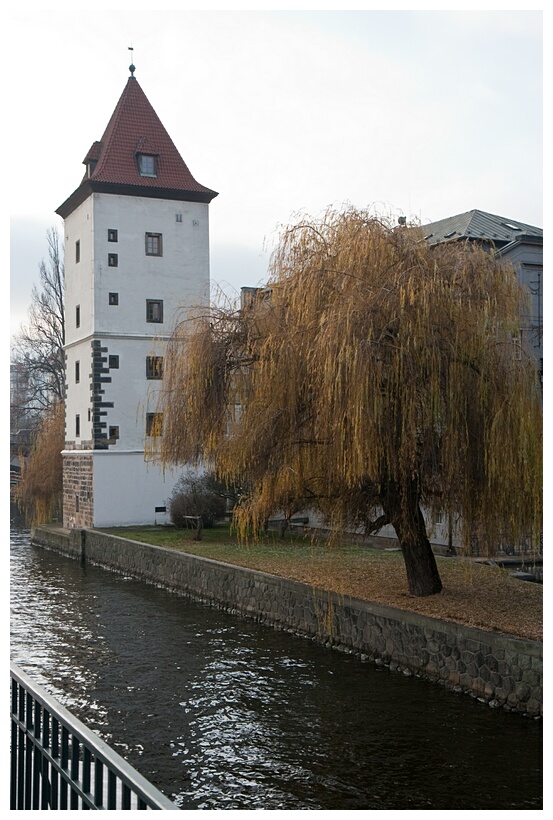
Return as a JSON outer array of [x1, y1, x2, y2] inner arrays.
[[56, 75, 218, 218]]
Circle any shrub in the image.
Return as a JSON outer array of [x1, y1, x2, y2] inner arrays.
[[169, 472, 227, 529]]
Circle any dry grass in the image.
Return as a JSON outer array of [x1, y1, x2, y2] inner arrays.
[[104, 525, 542, 643]]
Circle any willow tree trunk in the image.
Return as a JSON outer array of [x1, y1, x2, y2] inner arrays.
[[380, 479, 443, 597]]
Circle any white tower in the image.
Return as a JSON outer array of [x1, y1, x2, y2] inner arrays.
[[56, 66, 218, 528]]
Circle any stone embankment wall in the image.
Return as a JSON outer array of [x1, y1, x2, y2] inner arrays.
[[32, 526, 542, 718]]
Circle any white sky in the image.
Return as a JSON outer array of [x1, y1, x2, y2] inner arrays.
[[8, 7, 543, 338]]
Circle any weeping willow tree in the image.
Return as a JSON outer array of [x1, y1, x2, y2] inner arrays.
[[156, 207, 542, 596], [13, 401, 64, 525]]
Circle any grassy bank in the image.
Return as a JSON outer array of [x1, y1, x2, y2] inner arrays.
[[101, 523, 542, 642]]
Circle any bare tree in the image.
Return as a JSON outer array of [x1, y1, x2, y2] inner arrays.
[[11, 227, 65, 419], [155, 207, 542, 597]]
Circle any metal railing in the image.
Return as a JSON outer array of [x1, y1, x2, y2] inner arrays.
[[10, 663, 179, 810]]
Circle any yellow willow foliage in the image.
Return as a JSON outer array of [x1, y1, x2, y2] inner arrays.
[[156, 207, 542, 552], [14, 402, 64, 525]]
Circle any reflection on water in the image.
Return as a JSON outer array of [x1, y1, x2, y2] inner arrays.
[[10, 526, 542, 810]]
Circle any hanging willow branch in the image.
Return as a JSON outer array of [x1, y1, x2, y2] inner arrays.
[[14, 401, 64, 525], [155, 207, 542, 596]]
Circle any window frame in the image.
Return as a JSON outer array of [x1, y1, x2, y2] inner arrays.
[[108, 253, 118, 268], [146, 356, 164, 380], [145, 232, 163, 257], [138, 154, 158, 178], [108, 229, 118, 243], [146, 299, 164, 323], [146, 412, 163, 437], [108, 355, 119, 369], [109, 292, 119, 306]]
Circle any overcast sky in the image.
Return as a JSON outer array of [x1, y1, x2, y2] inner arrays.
[[8, 7, 543, 339]]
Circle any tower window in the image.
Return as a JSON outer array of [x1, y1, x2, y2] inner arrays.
[[145, 233, 163, 256], [75, 361, 80, 383], [146, 356, 164, 379], [108, 229, 118, 242], [146, 413, 163, 437], [109, 292, 119, 305], [146, 300, 163, 323], [108, 253, 118, 267], [138, 154, 157, 177], [176, 213, 182, 223], [76, 240, 80, 263], [109, 426, 120, 441], [76, 305, 80, 328], [108, 355, 119, 369], [76, 414, 80, 437]]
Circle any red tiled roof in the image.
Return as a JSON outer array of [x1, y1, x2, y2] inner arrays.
[[57, 76, 217, 216]]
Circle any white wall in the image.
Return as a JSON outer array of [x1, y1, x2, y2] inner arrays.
[[92, 451, 181, 527], [63, 190, 211, 524], [92, 194, 210, 336]]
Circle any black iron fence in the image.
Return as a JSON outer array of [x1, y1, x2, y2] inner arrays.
[[10, 663, 179, 810]]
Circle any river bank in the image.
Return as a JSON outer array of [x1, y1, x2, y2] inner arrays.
[[31, 524, 543, 717], [101, 523, 543, 641]]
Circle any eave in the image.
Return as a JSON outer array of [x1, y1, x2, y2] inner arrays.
[[56, 179, 218, 219]]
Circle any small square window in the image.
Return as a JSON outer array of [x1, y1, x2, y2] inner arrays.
[[76, 240, 80, 263], [108, 355, 119, 369], [108, 229, 118, 242], [109, 293, 119, 306], [146, 299, 163, 323], [145, 233, 163, 256], [146, 412, 163, 437], [109, 426, 120, 441], [146, 356, 164, 379], [175, 213, 182, 223], [76, 305, 80, 328], [76, 414, 80, 437], [108, 253, 118, 267], [75, 361, 80, 384]]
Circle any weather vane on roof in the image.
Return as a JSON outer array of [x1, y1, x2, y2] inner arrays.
[[128, 45, 135, 77]]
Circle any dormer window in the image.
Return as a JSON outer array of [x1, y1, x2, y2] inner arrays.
[[138, 154, 158, 178], [86, 160, 97, 178]]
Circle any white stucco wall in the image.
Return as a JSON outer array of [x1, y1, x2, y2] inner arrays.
[[92, 194, 210, 336], [63, 190, 211, 525], [92, 451, 182, 527]]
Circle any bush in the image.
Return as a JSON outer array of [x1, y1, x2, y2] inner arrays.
[[169, 472, 227, 529]]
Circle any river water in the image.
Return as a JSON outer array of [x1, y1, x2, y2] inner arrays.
[[10, 526, 542, 810]]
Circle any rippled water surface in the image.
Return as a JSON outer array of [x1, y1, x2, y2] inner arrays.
[[10, 526, 542, 810]]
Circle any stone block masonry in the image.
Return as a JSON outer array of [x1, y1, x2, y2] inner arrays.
[[62, 454, 94, 529], [31, 526, 542, 718]]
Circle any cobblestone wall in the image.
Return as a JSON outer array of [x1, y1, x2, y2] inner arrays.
[[32, 526, 542, 717]]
